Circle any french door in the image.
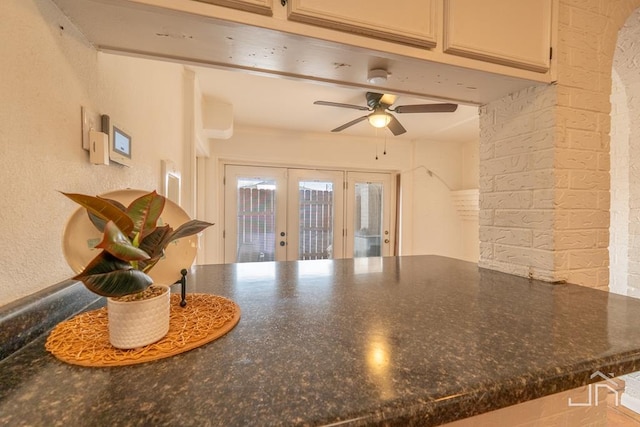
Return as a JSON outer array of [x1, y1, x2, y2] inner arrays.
[[224, 165, 287, 263], [287, 168, 345, 261], [346, 172, 394, 258], [224, 164, 394, 263]]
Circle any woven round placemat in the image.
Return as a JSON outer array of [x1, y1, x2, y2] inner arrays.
[[45, 294, 240, 367]]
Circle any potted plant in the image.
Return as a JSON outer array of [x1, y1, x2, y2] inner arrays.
[[62, 190, 213, 349]]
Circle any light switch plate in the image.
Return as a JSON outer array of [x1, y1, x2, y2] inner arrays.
[[81, 106, 99, 151]]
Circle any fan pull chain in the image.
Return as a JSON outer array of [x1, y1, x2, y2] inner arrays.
[[375, 128, 379, 160], [384, 134, 387, 155]]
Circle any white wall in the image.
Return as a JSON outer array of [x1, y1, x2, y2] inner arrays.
[[0, 0, 187, 306], [409, 139, 479, 262]]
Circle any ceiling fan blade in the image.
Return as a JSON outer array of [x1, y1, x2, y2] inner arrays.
[[314, 100, 370, 111], [331, 115, 369, 132], [387, 115, 406, 136], [393, 103, 458, 114]]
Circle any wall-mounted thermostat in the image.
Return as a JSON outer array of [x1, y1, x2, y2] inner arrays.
[[101, 114, 132, 167]]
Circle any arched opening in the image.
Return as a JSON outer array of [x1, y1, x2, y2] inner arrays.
[[610, 8, 640, 296]]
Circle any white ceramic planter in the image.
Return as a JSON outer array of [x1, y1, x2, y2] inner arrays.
[[107, 285, 170, 349]]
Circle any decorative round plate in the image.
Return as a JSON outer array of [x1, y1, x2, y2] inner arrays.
[[62, 189, 198, 285]]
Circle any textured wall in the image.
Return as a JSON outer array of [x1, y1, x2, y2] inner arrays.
[[480, 0, 640, 289], [0, 0, 187, 306]]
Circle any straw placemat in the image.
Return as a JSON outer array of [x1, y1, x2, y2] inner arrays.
[[45, 294, 240, 367]]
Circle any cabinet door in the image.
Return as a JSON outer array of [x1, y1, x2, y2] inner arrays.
[[443, 0, 552, 72], [193, 0, 273, 16], [288, 0, 437, 48]]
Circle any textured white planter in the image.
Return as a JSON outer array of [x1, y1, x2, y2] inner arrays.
[[107, 285, 170, 349]]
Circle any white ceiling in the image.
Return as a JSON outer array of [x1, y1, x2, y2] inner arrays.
[[192, 66, 480, 142]]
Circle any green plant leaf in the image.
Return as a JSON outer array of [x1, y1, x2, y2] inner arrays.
[[87, 197, 127, 232], [137, 221, 213, 262], [137, 226, 172, 273], [135, 221, 213, 273], [167, 220, 214, 244], [126, 191, 165, 240], [139, 255, 163, 274], [138, 225, 172, 259], [62, 192, 134, 235], [142, 220, 213, 266], [74, 252, 153, 297], [96, 221, 150, 261]]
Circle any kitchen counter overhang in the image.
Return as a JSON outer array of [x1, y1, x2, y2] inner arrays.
[[2, 255, 640, 426]]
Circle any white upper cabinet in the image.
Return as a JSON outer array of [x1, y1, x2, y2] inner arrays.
[[287, 0, 438, 48], [194, 0, 273, 16], [51, 0, 556, 104], [443, 0, 553, 72]]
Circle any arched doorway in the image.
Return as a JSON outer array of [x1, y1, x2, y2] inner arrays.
[[610, 8, 640, 296]]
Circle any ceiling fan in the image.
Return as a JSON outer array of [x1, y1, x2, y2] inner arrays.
[[313, 92, 458, 136]]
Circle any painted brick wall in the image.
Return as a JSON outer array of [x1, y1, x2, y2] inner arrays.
[[479, 85, 559, 281], [609, 68, 630, 295], [480, 0, 640, 288], [612, 8, 640, 297]]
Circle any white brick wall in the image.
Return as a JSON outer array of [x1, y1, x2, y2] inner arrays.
[[479, 85, 559, 281], [610, 69, 630, 295], [611, 7, 640, 296], [480, 0, 640, 288]]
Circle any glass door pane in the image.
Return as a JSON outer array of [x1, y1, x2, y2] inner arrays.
[[346, 172, 395, 258], [236, 177, 277, 262], [287, 169, 344, 260], [298, 180, 334, 260], [353, 182, 384, 257], [224, 165, 287, 263]]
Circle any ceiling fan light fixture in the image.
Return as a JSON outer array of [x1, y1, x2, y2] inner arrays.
[[368, 110, 391, 128], [367, 69, 388, 85]]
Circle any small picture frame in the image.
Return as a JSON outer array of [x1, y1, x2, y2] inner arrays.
[[161, 160, 181, 205]]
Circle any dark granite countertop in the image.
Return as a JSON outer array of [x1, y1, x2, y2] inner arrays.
[[3, 255, 640, 426]]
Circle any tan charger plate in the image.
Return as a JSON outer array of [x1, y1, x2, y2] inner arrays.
[[61, 189, 198, 285], [45, 294, 240, 367]]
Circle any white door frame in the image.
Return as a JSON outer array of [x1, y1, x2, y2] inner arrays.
[[287, 168, 345, 260], [345, 171, 396, 258], [221, 161, 397, 262]]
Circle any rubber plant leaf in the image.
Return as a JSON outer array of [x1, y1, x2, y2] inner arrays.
[[62, 192, 134, 236], [168, 220, 214, 245], [137, 225, 173, 273], [87, 197, 127, 232], [73, 252, 153, 297], [126, 191, 165, 241], [141, 220, 214, 271], [95, 221, 151, 262], [136, 220, 213, 273]]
